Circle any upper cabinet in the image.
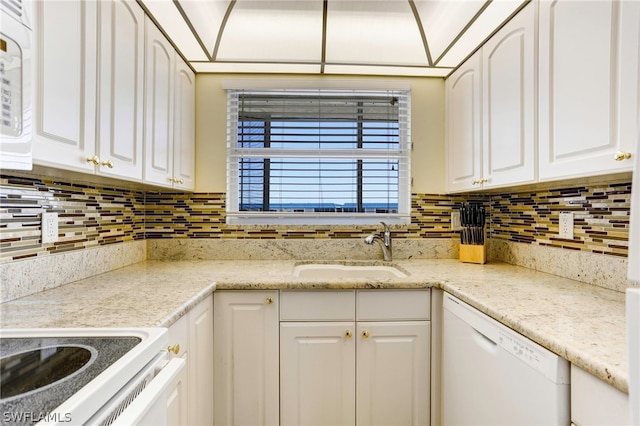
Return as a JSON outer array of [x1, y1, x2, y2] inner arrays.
[[32, 0, 98, 174], [144, 20, 195, 191], [445, 51, 482, 193], [172, 57, 196, 190], [446, 2, 535, 192], [97, 0, 145, 181], [481, 3, 536, 188], [32, 0, 195, 189], [538, 0, 640, 180], [446, 0, 640, 191]]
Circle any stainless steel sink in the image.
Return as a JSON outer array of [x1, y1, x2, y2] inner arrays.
[[292, 263, 408, 279]]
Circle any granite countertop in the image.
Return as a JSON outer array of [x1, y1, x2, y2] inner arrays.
[[0, 258, 628, 393]]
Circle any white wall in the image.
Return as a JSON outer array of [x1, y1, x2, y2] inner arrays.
[[194, 73, 445, 194]]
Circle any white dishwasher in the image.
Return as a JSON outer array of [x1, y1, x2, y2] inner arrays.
[[442, 293, 570, 425]]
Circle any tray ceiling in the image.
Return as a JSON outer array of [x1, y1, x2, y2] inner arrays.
[[139, 0, 528, 77]]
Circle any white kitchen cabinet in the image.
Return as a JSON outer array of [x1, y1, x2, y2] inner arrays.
[[143, 19, 195, 190], [571, 364, 630, 425], [167, 294, 214, 426], [280, 322, 356, 426], [143, 17, 174, 188], [445, 49, 482, 193], [97, 0, 145, 181], [32, 0, 145, 182], [446, 2, 535, 192], [356, 322, 430, 426], [32, 0, 98, 173], [481, 2, 536, 188], [213, 291, 279, 426], [167, 314, 189, 426], [171, 57, 196, 190], [538, 0, 640, 180], [280, 289, 431, 426]]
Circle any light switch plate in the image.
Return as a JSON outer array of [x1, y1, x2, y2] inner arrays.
[[559, 212, 574, 239], [451, 211, 461, 231], [42, 212, 59, 244]]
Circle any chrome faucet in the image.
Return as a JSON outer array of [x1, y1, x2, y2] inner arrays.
[[364, 222, 393, 261]]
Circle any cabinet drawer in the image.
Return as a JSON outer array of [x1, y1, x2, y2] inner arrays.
[[280, 290, 355, 321], [357, 289, 430, 321]]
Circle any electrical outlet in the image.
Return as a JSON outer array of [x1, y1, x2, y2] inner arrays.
[[42, 212, 59, 244], [451, 211, 461, 231], [559, 212, 574, 239]]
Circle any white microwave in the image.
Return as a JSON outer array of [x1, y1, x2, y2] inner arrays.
[[0, 0, 32, 170]]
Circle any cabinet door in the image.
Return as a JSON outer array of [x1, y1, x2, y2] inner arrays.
[[482, 2, 536, 188], [188, 294, 214, 426], [143, 18, 175, 188], [167, 314, 188, 426], [280, 322, 356, 426], [32, 0, 97, 173], [571, 364, 630, 425], [214, 291, 279, 426], [356, 322, 430, 426], [446, 51, 482, 192], [97, 0, 144, 180], [166, 356, 188, 426], [173, 56, 195, 190], [539, 0, 638, 179]]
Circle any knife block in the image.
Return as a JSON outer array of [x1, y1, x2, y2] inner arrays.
[[459, 242, 486, 264]]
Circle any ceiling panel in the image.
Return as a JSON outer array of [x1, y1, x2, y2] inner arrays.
[[414, 0, 487, 62], [215, 0, 324, 63], [143, 0, 530, 76], [325, 0, 427, 66], [179, 0, 232, 59], [141, 0, 209, 61]]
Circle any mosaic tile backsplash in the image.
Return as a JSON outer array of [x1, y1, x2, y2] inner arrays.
[[0, 174, 633, 263]]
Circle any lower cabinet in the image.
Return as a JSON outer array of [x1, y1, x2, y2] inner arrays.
[[213, 289, 431, 426], [213, 290, 280, 426], [280, 289, 431, 426], [571, 364, 630, 425], [167, 294, 214, 426]]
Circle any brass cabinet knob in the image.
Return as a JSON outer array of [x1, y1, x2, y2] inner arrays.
[[101, 160, 114, 168], [167, 344, 180, 355], [362, 330, 370, 339], [614, 151, 632, 161], [345, 330, 353, 339], [480, 178, 489, 184], [472, 179, 479, 185], [170, 177, 185, 184], [86, 155, 100, 165], [266, 296, 274, 305]]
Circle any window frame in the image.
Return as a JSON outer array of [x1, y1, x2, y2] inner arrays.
[[226, 88, 412, 225]]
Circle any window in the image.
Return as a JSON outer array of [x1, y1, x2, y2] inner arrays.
[[226, 89, 411, 224]]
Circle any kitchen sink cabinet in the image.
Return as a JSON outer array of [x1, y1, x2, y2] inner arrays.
[[446, 2, 535, 192], [538, 0, 640, 180], [280, 289, 431, 426], [213, 290, 280, 426], [570, 364, 630, 425], [143, 20, 195, 190], [167, 294, 214, 426]]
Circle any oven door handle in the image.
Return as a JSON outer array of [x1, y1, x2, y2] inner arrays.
[[112, 356, 186, 425]]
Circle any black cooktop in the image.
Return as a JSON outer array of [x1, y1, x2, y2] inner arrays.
[[0, 336, 141, 426]]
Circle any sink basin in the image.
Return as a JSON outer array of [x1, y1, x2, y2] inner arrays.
[[292, 263, 408, 280]]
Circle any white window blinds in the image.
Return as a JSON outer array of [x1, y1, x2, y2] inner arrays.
[[226, 89, 411, 224]]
